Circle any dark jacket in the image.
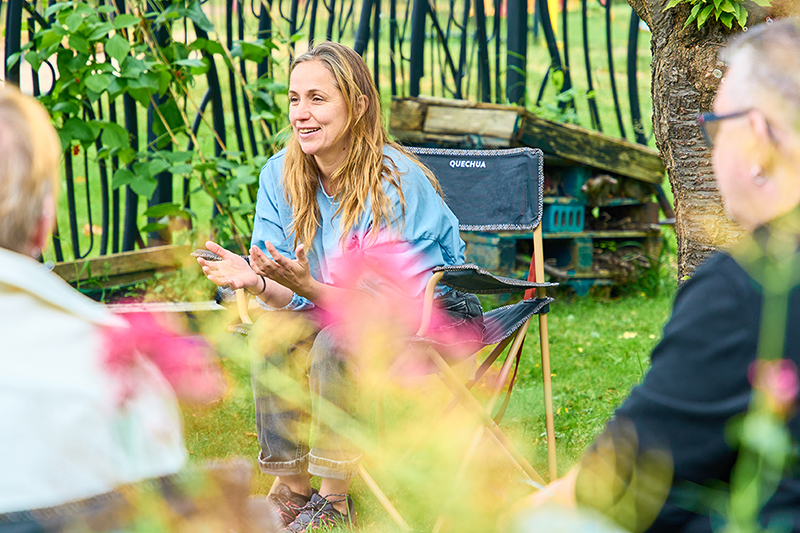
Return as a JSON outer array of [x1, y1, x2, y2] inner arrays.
[[577, 224, 800, 532]]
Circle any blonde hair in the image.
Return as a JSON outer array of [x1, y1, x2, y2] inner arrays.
[[282, 41, 442, 249], [0, 88, 60, 253]]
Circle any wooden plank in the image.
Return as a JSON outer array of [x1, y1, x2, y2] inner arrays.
[[106, 300, 225, 314], [52, 244, 193, 284], [389, 96, 665, 184], [516, 113, 664, 184], [389, 98, 426, 131], [424, 106, 518, 141], [392, 130, 512, 150]]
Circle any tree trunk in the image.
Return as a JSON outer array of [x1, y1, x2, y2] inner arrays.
[[628, 0, 744, 279]]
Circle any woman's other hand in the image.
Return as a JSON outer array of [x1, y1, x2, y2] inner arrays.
[[250, 242, 315, 297], [196, 241, 259, 291]]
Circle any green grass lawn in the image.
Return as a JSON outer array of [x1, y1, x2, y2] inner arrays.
[[182, 271, 677, 531]]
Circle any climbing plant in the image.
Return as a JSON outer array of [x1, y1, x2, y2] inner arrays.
[[8, 0, 286, 253]]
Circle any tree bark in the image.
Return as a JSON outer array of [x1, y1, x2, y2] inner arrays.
[[628, 0, 744, 279]]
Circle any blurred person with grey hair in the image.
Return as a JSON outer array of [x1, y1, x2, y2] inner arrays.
[[520, 18, 800, 533], [0, 88, 187, 515]]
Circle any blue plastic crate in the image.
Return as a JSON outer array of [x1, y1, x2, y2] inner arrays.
[[543, 202, 585, 233]]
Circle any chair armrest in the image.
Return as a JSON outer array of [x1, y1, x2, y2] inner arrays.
[[433, 264, 558, 294], [415, 271, 444, 337], [191, 250, 253, 327]]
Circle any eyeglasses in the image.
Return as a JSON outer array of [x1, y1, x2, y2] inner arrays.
[[696, 110, 753, 146]]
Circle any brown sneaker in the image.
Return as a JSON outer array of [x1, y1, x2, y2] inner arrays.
[[267, 484, 317, 527]]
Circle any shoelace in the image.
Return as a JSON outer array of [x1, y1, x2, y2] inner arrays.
[[299, 493, 349, 523]]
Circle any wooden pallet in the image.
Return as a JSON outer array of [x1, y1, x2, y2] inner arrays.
[[390, 96, 665, 184], [390, 96, 667, 293]]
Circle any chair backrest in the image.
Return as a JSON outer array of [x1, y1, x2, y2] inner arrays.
[[405, 147, 544, 231]]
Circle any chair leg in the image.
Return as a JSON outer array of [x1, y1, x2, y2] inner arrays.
[[426, 348, 546, 486], [268, 476, 281, 495], [398, 336, 516, 464], [358, 464, 411, 531], [539, 313, 558, 480], [432, 424, 486, 533], [432, 339, 523, 533]]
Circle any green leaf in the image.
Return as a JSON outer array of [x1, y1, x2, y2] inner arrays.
[[117, 148, 136, 166], [105, 34, 131, 63], [128, 71, 159, 92], [112, 13, 140, 30], [168, 163, 193, 175], [74, 3, 94, 16], [144, 202, 182, 218], [24, 50, 41, 72], [697, 5, 714, 28], [665, 0, 684, 9], [719, 0, 736, 14], [551, 69, 565, 92], [39, 28, 65, 50], [68, 34, 89, 55], [84, 72, 111, 93], [250, 111, 276, 122], [204, 41, 225, 56], [191, 37, 209, 51], [161, 150, 193, 163], [231, 41, 272, 63], [173, 58, 206, 68], [289, 32, 305, 43], [130, 176, 158, 198], [65, 12, 84, 33], [61, 117, 96, 145], [157, 69, 171, 96], [6, 51, 21, 70], [186, 0, 215, 32], [100, 122, 129, 149], [127, 87, 151, 107], [119, 56, 146, 78], [734, 2, 748, 27], [232, 168, 257, 186], [153, 99, 185, 140], [720, 12, 734, 28], [98, 5, 116, 14], [56, 131, 71, 153], [140, 222, 169, 233], [106, 76, 126, 100], [45, 2, 73, 19], [52, 100, 81, 115], [147, 159, 171, 176], [111, 168, 135, 189], [684, 2, 703, 27]]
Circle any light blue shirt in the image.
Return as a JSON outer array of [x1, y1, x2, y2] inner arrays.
[[251, 146, 465, 310]]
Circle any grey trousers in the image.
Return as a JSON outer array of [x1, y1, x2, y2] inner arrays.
[[248, 289, 484, 481], [250, 312, 361, 481]]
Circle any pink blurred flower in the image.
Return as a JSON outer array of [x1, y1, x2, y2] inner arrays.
[[103, 313, 226, 406], [318, 233, 480, 377], [749, 358, 799, 416]]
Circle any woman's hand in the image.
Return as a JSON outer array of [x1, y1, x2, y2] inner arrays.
[[196, 240, 259, 291], [250, 242, 315, 298]]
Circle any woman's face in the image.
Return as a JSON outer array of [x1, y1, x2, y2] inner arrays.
[[288, 60, 351, 176]]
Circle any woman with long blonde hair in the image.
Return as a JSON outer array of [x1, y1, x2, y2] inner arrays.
[[198, 42, 482, 531]]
